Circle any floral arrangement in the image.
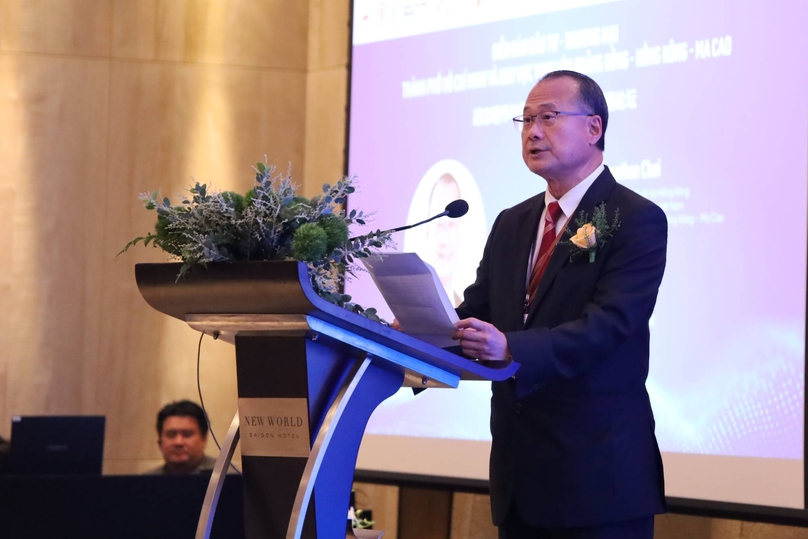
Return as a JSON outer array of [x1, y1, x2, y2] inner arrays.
[[121, 160, 394, 321], [564, 202, 620, 263]]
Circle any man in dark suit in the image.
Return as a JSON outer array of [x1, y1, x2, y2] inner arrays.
[[453, 70, 667, 538]]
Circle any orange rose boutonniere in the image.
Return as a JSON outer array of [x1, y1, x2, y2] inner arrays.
[[564, 203, 620, 263]]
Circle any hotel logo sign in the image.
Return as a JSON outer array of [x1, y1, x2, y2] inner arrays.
[[238, 398, 310, 458]]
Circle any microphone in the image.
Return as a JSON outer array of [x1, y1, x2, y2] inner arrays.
[[382, 199, 469, 235], [444, 199, 470, 218]]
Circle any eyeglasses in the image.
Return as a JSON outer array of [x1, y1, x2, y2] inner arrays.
[[513, 111, 595, 132]]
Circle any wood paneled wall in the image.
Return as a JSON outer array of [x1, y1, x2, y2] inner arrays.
[[1, 2, 806, 538], [0, 0, 342, 474], [355, 487, 808, 539]]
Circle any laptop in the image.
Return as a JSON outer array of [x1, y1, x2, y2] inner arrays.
[[7, 415, 105, 475]]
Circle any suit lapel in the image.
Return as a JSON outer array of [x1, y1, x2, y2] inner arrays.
[[525, 168, 617, 325]]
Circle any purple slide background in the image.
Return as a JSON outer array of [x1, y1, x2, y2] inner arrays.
[[347, 0, 807, 459]]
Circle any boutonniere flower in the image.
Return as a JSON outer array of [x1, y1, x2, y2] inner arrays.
[[563, 203, 620, 263]]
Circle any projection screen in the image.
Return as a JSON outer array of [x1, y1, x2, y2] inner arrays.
[[346, 0, 807, 516]]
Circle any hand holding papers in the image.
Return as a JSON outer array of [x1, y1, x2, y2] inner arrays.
[[362, 253, 459, 348]]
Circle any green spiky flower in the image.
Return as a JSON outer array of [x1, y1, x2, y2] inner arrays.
[[279, 195, 312, 222], [291, 222, 329, 261], [318, 214, 349, 251]]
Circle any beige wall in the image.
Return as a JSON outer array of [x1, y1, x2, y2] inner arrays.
[[0, 0, 340, 473], [0, 1, 805, 538]]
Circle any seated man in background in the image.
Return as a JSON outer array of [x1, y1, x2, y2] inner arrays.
[[145, 400, 216, 475]]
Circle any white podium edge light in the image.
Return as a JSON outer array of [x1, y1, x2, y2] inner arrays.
[[196, 412, 241, 539], [286, 357, 372, 539]]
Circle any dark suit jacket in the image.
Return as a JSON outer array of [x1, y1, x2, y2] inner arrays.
[[457, 167, 667, 528]]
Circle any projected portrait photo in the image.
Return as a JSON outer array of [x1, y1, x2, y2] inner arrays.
[[403, 159, 487, 307]]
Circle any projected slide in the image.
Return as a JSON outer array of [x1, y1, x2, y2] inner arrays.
[[348, 0, 807, 509]]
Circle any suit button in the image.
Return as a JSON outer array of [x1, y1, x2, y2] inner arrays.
[[531, 384, 541, 392], [514, 403, 522, 414]]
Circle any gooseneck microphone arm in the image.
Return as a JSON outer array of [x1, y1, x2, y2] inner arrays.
[[349, 199, 469, 240], [384, 210, 449, 235]]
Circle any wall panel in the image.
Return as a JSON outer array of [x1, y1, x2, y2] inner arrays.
[[112, 0, 308, 69], [0, 0, 310, 472], [259, 68, 308, 178], [354, 482, 400, 539], [0, 0, 111, 56], [308, 0, 349, 71], [0, 54, 109, 426], [450, 492, 496, 539], [304, 66, 347, 198]]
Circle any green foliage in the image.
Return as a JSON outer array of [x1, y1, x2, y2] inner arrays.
[[352, 509, 375, 530], [120, 158, 394, 321], [318, 214, 349, 251], [221, 191, 246, 214], [278, 196, 312, 222], [291, 222, 329, 261], [578, 202, 620, 236]]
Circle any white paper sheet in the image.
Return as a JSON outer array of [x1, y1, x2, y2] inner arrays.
[[362, 252, 459, 348]]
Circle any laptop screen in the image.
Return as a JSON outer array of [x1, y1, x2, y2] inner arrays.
[[7, 415, 105, 475]]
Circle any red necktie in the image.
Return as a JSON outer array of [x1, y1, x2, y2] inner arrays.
[[526, 201, 564, 306]]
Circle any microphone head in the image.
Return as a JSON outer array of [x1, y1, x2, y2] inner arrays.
[[445, 199, 469, 218]]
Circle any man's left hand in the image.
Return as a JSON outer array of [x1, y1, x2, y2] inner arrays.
[[452, 318, 511, 361]]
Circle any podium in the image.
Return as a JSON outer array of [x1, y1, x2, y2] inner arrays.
[[135, 261, 518, 539]]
